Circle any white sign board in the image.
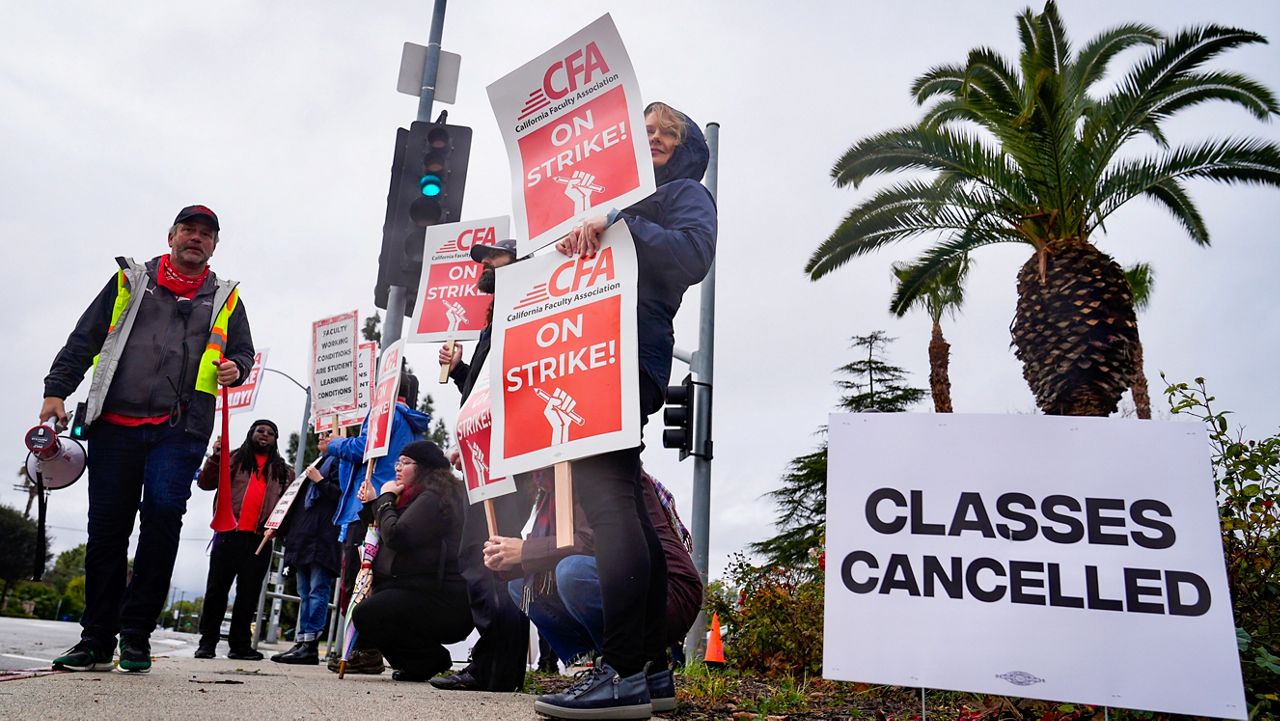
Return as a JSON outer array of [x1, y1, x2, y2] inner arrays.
[[264, 476, 306, 531], [488, 222, 640, 478], [486, 14, 653, 255], [310, 311, 360, 416], [823, 414, 1246, 719]]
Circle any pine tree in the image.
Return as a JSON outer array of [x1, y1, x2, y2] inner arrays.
[[750, 332, 924, 571]]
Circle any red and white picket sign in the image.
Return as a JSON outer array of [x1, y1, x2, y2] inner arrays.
[[408, 216, 511, 344], [216, 348, 268, 415], [364, 339, 404, 462], [486, 14, 654, 255], [316, 341, 376, 434], [488, 221, 640, 478], [454, 359, 517, 504], [310, 311, 360, 416]]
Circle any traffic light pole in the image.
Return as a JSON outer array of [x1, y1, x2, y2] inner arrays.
[[684, 121, 719, 662], [383, 0, 448, 348]]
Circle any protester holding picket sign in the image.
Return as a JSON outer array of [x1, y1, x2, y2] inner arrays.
[[269, 456, 342, 665], [193, 419, 293, 660], [536, 102, 716, 718], [434, 238, 536, 693], [349, 441, 472, 682]]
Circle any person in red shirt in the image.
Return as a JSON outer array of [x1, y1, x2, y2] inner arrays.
[[193, 419, 293, 660]]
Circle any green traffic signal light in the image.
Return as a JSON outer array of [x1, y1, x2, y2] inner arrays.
[[420, 174, 443, 197]]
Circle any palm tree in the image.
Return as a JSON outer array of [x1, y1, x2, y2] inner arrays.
[[1123, 262, 1156, 419], [892, 256, 971, 412], [806, 1, 1280, 416]]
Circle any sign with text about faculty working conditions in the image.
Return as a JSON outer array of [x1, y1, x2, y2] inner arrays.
[[823, 414, 1245, 720], [487, 13, 653, 255], [408, 216, 511, 344], [310, 311, 359, 416], [488, 221, 640, 478]]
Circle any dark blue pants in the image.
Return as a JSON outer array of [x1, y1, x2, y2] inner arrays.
[[82, 422, 206, 646], [509, 554, 605, 664]]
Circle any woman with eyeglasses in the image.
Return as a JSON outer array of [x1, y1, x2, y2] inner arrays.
[[350, 440, 473, 681]]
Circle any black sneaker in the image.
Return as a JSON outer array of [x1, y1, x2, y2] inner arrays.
[[194, 638, 217, 659], [118, 636, 151, 673], [534, 661, 652, 719], [647, 667, 676, 713], [52, 640, 114, 672]]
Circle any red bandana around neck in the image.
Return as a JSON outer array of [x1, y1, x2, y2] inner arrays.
[[158, 254, 209, 299]]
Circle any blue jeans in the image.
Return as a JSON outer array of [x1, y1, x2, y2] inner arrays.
[[293, 564, 334, 642], [82, 421, 206, 644], [508, 555, 604, 664]]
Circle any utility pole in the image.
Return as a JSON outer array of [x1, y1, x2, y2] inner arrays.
[[684, 122, 719, 661], [381, 0, 448, 349]]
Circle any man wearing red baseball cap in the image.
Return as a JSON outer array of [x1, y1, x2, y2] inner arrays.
[[40, 204, 255, 673]]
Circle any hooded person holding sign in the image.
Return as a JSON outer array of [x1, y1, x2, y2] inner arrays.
[[536, 102, 715, 719], [193, 419, 293, 660]]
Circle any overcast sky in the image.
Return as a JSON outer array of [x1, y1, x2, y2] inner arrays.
[[2, 1, 1277, 601]]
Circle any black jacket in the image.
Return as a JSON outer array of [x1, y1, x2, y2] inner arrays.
[[278, 458, 343, 575], [370, 482, 466, 593], [447, 325, 491, 403], [44, 256, 254, 440]]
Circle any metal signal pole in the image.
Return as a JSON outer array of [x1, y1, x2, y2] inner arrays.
[[382, 0, 447, 348]]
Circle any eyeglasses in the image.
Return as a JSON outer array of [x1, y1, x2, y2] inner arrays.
[[394, 459, 417, 469]]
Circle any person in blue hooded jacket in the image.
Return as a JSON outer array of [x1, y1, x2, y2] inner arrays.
[[535, 102, 716, 720], [319, 370, 431, 536]]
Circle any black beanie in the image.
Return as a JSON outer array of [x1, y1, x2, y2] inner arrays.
[[245, 419, 279, 442], [399, 440, 448, 471]]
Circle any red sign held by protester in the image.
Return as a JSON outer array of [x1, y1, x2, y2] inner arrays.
[[216, 348, 268, 415], [454, 360, 517, 504], [487, 14, 653, 255], [364, 340, 404, 462], [489, 222, 640, 478], [409, 216, 511, 344]]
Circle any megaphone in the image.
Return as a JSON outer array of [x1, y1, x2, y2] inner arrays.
[[24, 423, 86, 490], [23, 419, 86, 582]]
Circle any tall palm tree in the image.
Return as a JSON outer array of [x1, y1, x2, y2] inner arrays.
[[1123, 262, 1156, 419], [806, 1, 1280, 416], [892, 255, 971, 412]]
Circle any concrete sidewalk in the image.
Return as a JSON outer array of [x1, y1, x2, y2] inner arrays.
[[0, 646, 543, 720]]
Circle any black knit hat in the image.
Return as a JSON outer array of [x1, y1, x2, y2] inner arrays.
[[246, 419, 279, 442], [399, 440, 449, 471]]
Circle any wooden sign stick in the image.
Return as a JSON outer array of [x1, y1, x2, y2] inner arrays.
[[439, 340, 456, 384], [484, 499, 498, 538], [554, 461, 574, 549]]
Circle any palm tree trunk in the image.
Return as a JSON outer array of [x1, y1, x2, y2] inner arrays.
[[1131, 336, 1152, 419], [928, 320, 953, 413]]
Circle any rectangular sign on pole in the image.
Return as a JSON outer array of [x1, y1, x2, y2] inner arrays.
[[486, 14, 654, 256], [264, 476, 306, 532], [310, 311, 360, 416], [315, 341, 377, 435], [363, 339, 405, 462], [823, 414, 1246, 719], [216, 348, 268, 415], [488, 221, 640, 478], [408, 216, 512, 344], [454, 359, 517, 504]]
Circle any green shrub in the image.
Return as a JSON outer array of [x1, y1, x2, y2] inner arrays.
[[705, 552, 824, 679], [1164, 376, 1280, 717]]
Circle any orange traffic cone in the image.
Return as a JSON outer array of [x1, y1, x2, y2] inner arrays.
[[704, 612, 725, 668]]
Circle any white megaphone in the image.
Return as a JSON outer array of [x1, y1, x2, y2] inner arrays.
[[25, 422, 87, 490]]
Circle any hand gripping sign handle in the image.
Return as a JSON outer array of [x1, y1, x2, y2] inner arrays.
[[210, 360, 238, 533], [439, 340, 456, 384], [554, 462, 574, 549]]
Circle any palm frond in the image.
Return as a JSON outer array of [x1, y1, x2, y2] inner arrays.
[[1124, 262, 1156, 312], [1068, 24, 1163, 94]]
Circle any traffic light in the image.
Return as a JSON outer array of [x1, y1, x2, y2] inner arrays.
[[376, 120, 473, 312], [662, 374, 712, 461]]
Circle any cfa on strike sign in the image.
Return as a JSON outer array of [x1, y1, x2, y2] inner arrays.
[[454, 359, 516, 505], [487, 221, 640, 478], [487, 13, 653, 255], [409, 216, 511, 343], [823, 414, 1246, 719], [364, 339, 404, 462], [216, 348, 267, 415]]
